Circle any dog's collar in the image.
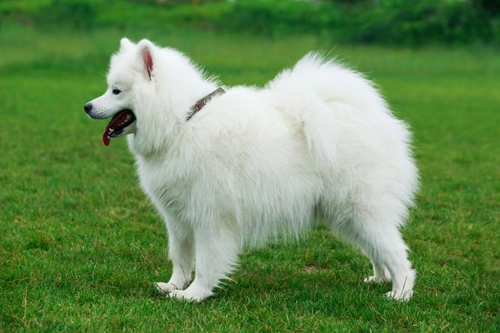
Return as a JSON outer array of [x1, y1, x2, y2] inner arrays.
[[186, 87, 226, 121]]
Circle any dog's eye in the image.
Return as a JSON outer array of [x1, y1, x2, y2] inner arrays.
[[112, 88, 121, 95]]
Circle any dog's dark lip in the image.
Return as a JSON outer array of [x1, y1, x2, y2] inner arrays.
[[103, 109, 136, 146]]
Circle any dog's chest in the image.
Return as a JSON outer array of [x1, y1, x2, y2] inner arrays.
[[135, 157, 193, 210]]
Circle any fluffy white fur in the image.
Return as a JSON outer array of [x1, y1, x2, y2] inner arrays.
[[85, 38, 418, 302]]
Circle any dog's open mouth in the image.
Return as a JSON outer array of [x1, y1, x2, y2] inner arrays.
[[103, 109, 136, 146]]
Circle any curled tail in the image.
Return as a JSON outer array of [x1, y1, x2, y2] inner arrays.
[[267, 53, 390, 165]]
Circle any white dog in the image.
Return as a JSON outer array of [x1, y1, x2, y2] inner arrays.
[[84, 38, 418, 302]]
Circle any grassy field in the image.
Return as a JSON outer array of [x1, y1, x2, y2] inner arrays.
[[0, 23, 499, 332]]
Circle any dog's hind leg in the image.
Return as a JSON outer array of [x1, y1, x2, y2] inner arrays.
[[330, 213, 415, 301], [169, 221, 240, 302], [359, 225, 415, 301], [364, 259, 391, 284]]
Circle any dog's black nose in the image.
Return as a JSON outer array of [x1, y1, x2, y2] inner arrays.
[[84, 103, 93, 114]]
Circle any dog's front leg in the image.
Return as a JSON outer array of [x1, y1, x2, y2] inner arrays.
[[156, 219, 195, 294], [169, 222, 240, 302]]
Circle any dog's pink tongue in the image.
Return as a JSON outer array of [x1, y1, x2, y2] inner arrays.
[[102, 118, 116, 146], [102, 111, 126, 146], [102, 130, 111, 146], [101, 110, 135, 147]]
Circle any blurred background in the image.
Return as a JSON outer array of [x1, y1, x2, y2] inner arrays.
[[1, 0, 499, 46]]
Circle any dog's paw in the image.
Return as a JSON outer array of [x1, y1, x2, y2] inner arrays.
[[168, 283, 214, 302], [155, 282, 180, 295], [168, 290, 210, 302], [385, 290, 413, 302], [364, 275, 391, 284]]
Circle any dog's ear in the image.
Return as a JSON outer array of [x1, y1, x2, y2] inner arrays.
[[137, 40, 154, 80], [142, 49, 153, 80], [120, 38, 134, 50]]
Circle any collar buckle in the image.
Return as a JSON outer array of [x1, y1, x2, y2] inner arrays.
[[187, 87, 226, 121]]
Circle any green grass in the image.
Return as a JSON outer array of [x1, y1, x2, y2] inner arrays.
[[1, 24, 499, 332]]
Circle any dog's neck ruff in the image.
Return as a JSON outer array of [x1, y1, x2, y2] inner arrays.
[[186, 87, 226, 121]]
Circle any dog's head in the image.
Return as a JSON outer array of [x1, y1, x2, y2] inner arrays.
[[84, 38, 157, 146]]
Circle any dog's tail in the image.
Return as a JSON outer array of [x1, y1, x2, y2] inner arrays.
[[267, 53, 390, 165]]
